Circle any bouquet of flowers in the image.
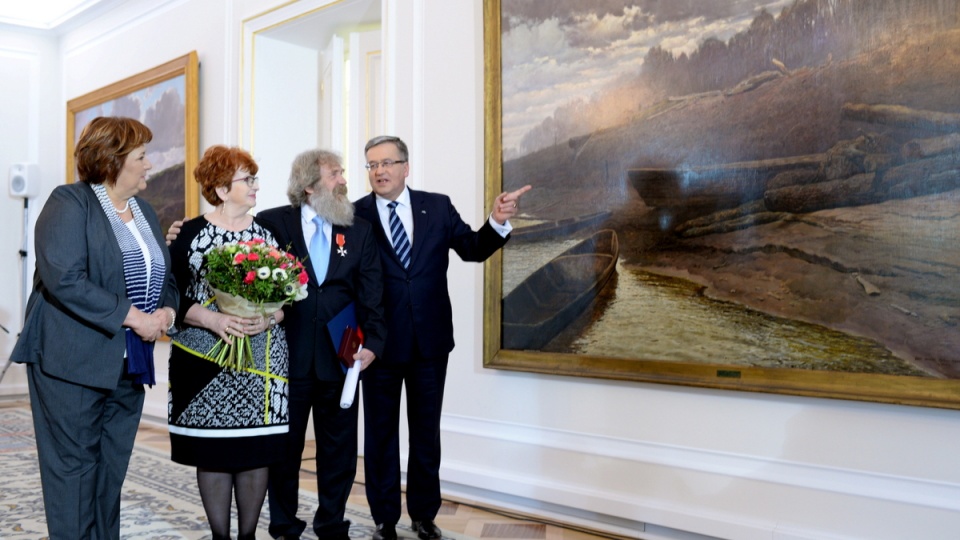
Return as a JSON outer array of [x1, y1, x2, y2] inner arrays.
[[204, 239, 309, 369]]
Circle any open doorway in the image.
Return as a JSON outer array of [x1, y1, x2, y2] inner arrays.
[[242, 0, 383, 204]]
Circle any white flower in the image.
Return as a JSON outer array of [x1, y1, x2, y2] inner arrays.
[[257, 266, 271, 279], [294, 285, 309, 301], [272, 268, 288, 281]]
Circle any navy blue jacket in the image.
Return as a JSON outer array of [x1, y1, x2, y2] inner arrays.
[[353, 189, 507, 362]]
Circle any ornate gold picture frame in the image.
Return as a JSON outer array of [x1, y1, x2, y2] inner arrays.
[[483, 0, 960, 409]]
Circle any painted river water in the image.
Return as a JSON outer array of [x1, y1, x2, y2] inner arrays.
[[502, 237, 928, 376]]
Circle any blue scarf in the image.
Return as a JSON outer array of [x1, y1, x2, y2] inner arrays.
[[93, 183, 165, 386]]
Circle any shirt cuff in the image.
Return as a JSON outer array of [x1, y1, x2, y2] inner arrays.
[[488, 214, 512, 238]]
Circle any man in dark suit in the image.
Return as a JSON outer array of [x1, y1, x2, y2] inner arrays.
[[257, 149, 388, 540], [354, 136, 530, 540]]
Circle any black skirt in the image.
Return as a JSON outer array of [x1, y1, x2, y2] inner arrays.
[[168, 329, 290, 470]]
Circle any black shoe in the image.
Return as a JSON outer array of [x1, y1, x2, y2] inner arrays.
[[373, 523, 397, 540], [411, 519, 442, 540]]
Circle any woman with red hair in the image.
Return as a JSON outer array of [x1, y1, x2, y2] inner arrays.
[[167, 145, 289, 540]]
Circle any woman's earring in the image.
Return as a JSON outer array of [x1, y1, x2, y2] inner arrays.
[[218, 187, 228, 214]]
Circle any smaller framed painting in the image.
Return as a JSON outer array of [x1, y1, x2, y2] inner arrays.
[[66, 51, 200, 233]]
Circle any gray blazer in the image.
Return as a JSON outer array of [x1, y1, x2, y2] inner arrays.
[[11, 182, 178, 390]]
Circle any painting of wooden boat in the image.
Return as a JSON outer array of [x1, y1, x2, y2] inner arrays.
[[511, 211, 612, 242], [502, 229, 619, 350]]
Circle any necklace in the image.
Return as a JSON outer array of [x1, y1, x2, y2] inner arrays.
[[115, 200, 130, 214]]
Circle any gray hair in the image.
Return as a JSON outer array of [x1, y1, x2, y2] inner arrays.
[[364, 135, 408, 161], [287, 149, 343, 206]]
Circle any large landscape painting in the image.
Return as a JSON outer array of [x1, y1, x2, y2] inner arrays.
[[484, 0, 960, 407]]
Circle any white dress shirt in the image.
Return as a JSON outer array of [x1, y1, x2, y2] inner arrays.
[[301, 203, 332, 250]]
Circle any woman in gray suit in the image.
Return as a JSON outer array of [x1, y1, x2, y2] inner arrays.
[[11, 116, 179, 540]]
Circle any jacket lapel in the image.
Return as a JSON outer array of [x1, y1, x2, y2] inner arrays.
[[328, 226, 345, 277], [358, 194, 395, 260], [81, 183, 125, 287], [358, 195, 387, 242], [408, 189, 428, 269]]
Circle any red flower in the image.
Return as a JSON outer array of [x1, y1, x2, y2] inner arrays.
[[233, 253, 246, 264], [247, 253, 260, 261], [298, 271, 309, 285], [244, 270, 256, 284]]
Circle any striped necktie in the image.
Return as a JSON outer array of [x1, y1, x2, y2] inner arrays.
[[387, 201, 411, 269], [310, 216, 329, 282]]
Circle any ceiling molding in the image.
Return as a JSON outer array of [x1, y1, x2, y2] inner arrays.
[[0, 0, 127, 34]]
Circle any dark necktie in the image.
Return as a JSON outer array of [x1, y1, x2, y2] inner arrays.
[[387, 201, 411, 268]]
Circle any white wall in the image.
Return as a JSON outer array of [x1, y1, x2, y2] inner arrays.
[[249, 36, 319, 213], [0, 26, 60, 396], [1, 1, 959, 539]]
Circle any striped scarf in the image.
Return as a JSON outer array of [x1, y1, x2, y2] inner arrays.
[[93, 183, 166, 384]]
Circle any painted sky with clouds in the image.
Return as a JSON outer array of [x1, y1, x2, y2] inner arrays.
[[74, 77, 186, 174], [500, 0, 795, 155]]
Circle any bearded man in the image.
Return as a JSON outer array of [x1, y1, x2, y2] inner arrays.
[[256, 149, 387, 540]]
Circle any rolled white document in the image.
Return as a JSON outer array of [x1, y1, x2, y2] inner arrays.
[[339, 346, 363, 409]]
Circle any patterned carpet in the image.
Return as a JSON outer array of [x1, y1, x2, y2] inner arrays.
[[0, 407, 381, 540]]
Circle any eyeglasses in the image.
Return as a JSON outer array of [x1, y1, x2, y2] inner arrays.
[[364, 159, 407, 171], [232, 175, 259, 187]]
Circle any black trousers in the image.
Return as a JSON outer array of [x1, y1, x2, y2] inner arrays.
[[362, 357, 448, 526], [268, 377, 356, 540]]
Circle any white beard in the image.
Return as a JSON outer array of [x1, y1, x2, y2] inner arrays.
[[309, 185, 355, 226]]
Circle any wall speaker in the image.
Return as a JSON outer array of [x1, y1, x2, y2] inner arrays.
[[9, 163, 40, 199]]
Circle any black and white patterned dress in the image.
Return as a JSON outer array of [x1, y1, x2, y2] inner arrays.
[[167, 216, 289, 469]]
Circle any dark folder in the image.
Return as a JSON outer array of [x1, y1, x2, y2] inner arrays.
[[326, 302, 364, 370]]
